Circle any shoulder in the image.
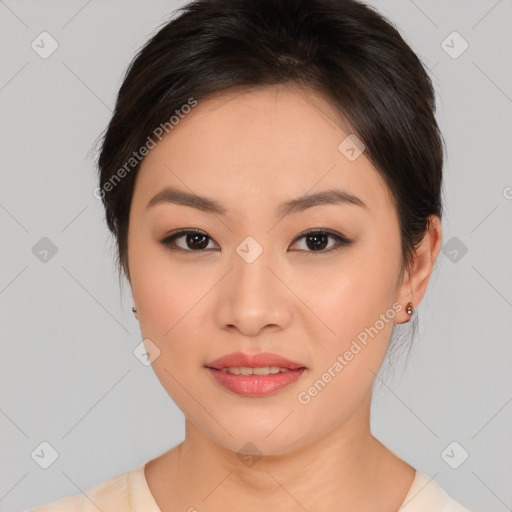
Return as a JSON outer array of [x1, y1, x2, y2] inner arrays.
[[400, 471, 471, 512], [29, 464, 146, 512]]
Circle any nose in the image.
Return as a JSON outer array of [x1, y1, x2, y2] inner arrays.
[[214, 246, 293, 337]]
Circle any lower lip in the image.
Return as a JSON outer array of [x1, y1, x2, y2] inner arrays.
[[206, 368, 306, 396]]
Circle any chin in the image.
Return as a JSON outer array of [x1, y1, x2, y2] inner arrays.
[[205, 423, 308, 458]]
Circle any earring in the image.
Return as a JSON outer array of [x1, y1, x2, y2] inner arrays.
[[132, 306, 137, 316], [406, 302, 414, 316]]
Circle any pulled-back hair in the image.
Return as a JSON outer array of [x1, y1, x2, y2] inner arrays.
[[97, 0, 444, 283]]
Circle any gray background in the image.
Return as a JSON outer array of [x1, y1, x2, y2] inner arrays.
[[0, 1, 511, 511]]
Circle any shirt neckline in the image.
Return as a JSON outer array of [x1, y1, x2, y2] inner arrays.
[[128, 463, 163, 512], [130, 463, 428, 512]]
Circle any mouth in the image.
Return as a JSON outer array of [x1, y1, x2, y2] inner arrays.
[[210, 366, 303, 375], [205, 367, 307, 396], [204, 352, 308, 396], [205, 351, 307, 371]]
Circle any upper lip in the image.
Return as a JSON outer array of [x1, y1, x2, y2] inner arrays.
[[205, 352, 307, 370]]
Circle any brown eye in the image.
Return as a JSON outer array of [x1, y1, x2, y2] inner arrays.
[[184, 233, 210, 250], [161, 230, 219, 251], [161, 228, 351, 254], [289, 229, 352, 253], [305, 232, 329, 250]]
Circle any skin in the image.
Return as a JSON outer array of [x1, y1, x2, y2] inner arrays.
[[126, 84, 442, 511]]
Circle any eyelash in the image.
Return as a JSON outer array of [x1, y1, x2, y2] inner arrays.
[[160, 228, 352, 254]]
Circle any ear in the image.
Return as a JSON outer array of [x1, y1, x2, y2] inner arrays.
[[395, 215, 443, 324]]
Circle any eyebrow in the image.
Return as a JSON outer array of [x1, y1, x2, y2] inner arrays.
[[146, 186, 367, 216]]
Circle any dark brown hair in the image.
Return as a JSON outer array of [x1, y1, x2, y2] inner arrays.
[[96, 0, 444, 284]]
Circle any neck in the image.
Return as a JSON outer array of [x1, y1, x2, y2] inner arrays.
[[146, 390, 415, 511]]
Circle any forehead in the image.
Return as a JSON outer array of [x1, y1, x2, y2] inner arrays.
[[133, 85, 393, 216]]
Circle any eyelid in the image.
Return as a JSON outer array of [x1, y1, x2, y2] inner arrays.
[[289, 228, 352, 253], [160, 228, 352, 253], [160, 228, 219, 252], [291, 228, 351, 244]]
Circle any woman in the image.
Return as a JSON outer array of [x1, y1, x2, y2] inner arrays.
[[31, 0, 470, 510]]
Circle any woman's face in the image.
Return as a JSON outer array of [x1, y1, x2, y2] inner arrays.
[[127, 85, 410, 455]]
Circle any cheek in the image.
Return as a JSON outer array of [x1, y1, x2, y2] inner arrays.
[[129, 226, 210, 337], [292, 240, 400, 408], [296, 247, 399, 346], [129, 243, 215, 416], [293, 267, 397, 432]]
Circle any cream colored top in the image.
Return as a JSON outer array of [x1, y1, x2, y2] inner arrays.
[[29, 463, 470, 511]]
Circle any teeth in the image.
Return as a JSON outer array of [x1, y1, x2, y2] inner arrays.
[[219, 366, 292, 375]]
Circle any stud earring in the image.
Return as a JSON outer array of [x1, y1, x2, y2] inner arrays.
[[132, 306, 137, 317], [406, 302, 414, 316]]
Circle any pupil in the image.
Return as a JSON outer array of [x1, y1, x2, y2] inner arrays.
[[307, 233, 327, 251], [188, 233, 208, 249]]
